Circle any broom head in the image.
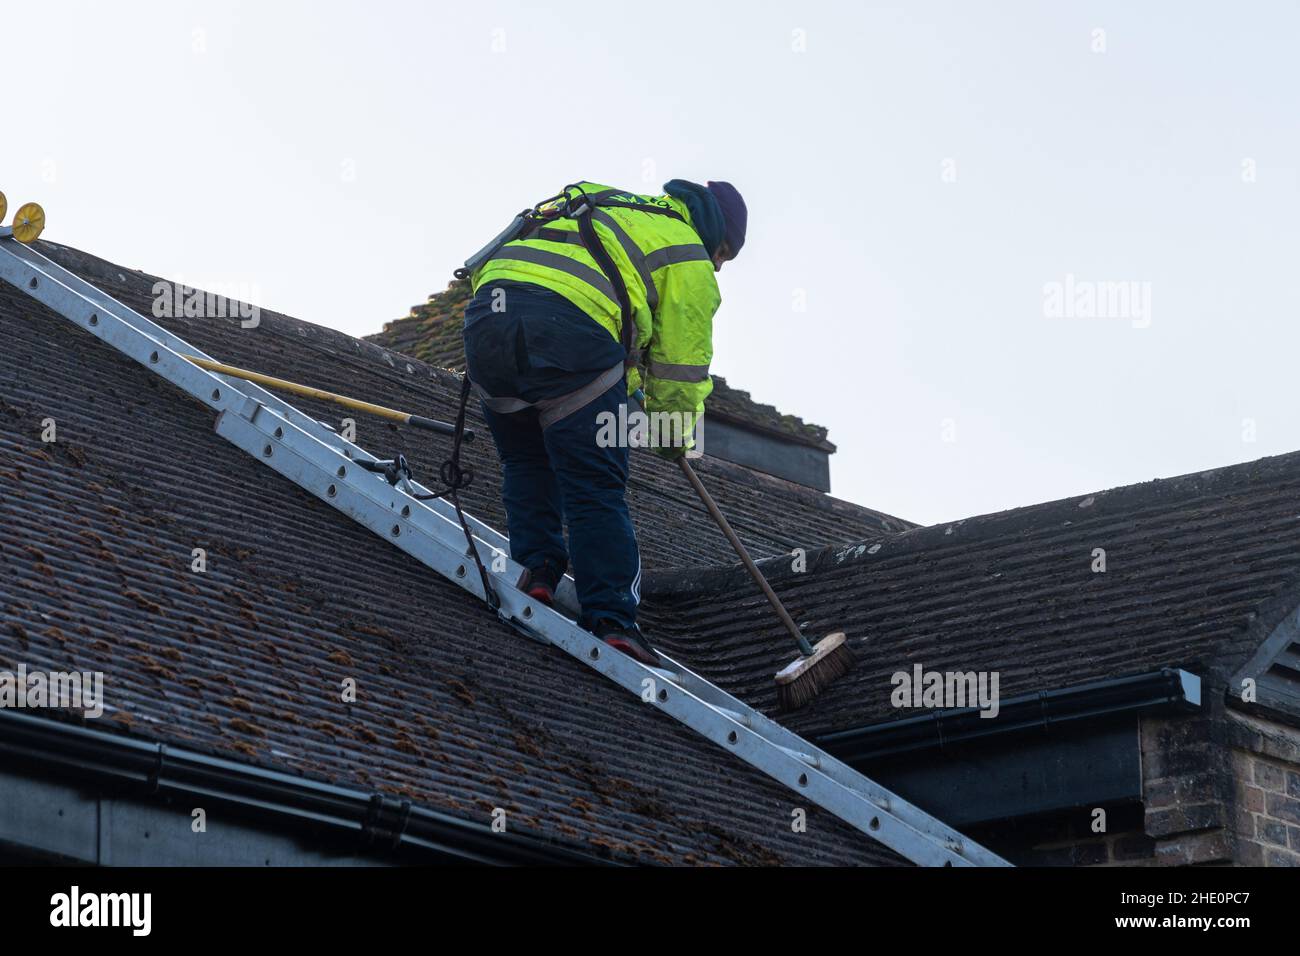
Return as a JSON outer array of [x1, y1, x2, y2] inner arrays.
[[774, 632, 855, 712]]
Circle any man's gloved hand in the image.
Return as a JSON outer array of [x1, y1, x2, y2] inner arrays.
[[645, 406, 694, 461], [632, 389, 697, 461]]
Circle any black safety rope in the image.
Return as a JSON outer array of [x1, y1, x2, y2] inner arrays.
[[437, 375, 498, 611], [363, 375, 498, 611], [409, 375, 475, 502]]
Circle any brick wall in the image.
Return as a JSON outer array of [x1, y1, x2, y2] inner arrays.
[[969, 705, 1300, 867], [1225, 708, 1300, 866], [976, 804, 1154, 866], [1139, 710, 1235, 865]]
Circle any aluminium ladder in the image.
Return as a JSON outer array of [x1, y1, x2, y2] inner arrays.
[[0, 237, 1010, 867]]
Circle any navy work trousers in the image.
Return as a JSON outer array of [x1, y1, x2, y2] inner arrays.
[[463, 282, 640, 629]]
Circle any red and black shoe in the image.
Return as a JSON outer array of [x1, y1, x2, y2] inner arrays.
[[592, 619, 661, 667], [520, 564, 562, 605]]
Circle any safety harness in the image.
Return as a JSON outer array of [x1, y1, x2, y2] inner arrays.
[[453, 185, 689, 429]]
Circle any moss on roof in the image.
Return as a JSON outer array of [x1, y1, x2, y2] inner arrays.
[[368, 278, 474, 371]]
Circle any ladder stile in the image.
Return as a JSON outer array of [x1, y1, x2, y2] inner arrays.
[[0, 236, 1011, 867]]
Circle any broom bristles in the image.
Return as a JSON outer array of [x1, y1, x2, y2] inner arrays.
[[774, 632, 855, 712]]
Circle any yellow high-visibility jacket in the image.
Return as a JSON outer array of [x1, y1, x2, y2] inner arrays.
[[471, 182, 719, 423]]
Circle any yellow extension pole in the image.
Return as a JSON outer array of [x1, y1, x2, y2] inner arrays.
[[184, 355, 470, 440]]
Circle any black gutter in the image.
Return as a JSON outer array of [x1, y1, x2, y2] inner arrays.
[[815, 668, 1201, 764], [0, 709, 621, 866]]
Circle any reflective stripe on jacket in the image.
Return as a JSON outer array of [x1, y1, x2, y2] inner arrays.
[[470, 182, 720, 422]]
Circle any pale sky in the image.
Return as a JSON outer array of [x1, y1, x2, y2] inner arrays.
[[7, 1, 1298, 525]]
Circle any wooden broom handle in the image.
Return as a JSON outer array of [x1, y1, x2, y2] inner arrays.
[[678, 457, 814, 657]]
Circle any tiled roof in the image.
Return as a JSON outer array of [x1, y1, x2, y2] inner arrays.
[[0, 242, 906, 865], [368, 279, 836, 451], [642, 452, 1300, 739]]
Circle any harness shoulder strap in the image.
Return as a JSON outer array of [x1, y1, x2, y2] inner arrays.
[[574, 210, 637, 359], [591, 198, 686, 224]]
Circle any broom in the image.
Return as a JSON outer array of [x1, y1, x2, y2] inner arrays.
[[183, 356, 473, 440], [676, 456, 855, 711]]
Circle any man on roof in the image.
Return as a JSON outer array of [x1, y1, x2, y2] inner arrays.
[[461, 179, 747, 664]]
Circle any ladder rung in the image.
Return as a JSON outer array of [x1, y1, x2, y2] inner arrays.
[[775, 745, 821, 768]]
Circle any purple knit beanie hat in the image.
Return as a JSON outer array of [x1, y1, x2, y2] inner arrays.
[[706, 181, 747, 257]]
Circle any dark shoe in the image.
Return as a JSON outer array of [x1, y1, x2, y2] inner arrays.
[[520, 564, 561, 605], [592, 619, 660, 667]]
